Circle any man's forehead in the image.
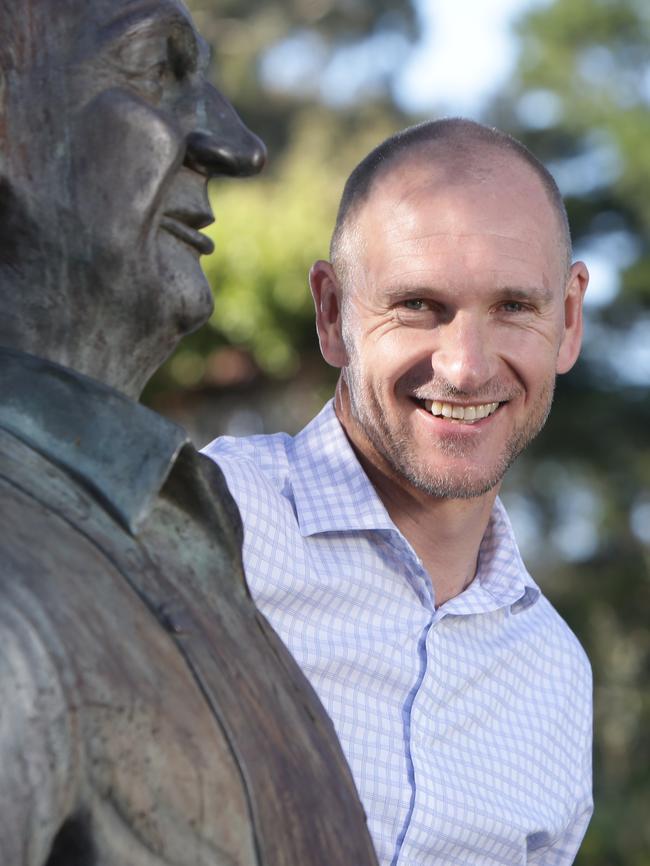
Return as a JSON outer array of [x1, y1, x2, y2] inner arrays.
[[374, 145, 522, 196], [360, 148, 554, 231], [349, 151, 566, 283]]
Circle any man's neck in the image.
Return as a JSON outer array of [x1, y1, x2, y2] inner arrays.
[[361, 458, 498, 607], [333, 387, 499, 607]]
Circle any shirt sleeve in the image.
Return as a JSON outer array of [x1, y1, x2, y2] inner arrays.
[[528, 697, 593, 866], [0, 595, 78, 865]]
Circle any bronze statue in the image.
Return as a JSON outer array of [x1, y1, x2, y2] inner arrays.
[[0, 1, 379, 863]]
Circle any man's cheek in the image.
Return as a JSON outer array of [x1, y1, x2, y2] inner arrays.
[[69, 89, 184, 246]]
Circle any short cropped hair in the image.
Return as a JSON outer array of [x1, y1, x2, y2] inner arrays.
[[330, 118, 572, 279]]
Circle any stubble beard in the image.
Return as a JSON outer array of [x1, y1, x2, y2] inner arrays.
[[343, 360, 556, 501]]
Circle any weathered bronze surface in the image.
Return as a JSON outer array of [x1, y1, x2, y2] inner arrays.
[[0, 1, 379, 863]]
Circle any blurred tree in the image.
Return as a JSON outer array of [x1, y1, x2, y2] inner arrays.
[[488, 2, 650, 864], [187, 0, 416, 156]]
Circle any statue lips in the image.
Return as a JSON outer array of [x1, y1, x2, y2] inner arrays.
[[160, 208, 215, 255]]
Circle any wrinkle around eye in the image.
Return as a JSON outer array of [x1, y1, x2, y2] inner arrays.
[[492, 302, 556, 327], [363, 315, 405, 340], [392, 306, 440, 329], [493, 314, 560, 346]]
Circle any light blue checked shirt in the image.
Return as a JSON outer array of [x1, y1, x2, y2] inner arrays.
[[203, 400, 593, 866]]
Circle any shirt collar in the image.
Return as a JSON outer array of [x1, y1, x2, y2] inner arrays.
[[444, 498, 540, 614], [0, 347, 189, 534], [289, 400, 395, 535], [290, 399, 539, 612]]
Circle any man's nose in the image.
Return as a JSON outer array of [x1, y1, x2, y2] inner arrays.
[[432, 313, 495, 393], [184, 84, 266, 178]]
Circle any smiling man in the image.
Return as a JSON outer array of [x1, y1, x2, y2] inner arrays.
[[205, 119, 594, 865], [0, 1, 379, 863]]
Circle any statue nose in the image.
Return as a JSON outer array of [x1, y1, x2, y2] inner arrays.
[[184, 84, 267, 178], [184, 129, 266, 178]]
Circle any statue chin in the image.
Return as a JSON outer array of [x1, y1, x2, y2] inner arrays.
[[158, 234, 217, 342]]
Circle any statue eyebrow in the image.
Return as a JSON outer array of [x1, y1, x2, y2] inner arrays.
[[95, 2, 204, 63]]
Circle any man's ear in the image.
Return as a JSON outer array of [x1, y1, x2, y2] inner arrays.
[[309, 260, 348, 368], [557, 261, 589, 374]]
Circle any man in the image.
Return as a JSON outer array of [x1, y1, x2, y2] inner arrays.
[[0, 1, 379, 863], [205, 119, 593, 865]]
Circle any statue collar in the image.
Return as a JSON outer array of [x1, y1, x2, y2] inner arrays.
[[0, 346, 190, 534]]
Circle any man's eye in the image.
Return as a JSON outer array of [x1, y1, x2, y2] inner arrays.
[[501, 301, 526, 313], [403, 299, 427, 311]]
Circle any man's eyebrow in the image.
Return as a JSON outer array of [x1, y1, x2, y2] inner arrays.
[[379, 284, 556, 304], [380, 285, 437, 301], [496, 285, 555, 304]]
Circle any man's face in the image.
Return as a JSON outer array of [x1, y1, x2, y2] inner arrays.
[[5, 0, 264, 389], [319, 154, 587, 500]]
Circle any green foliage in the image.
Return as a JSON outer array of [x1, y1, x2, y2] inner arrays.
[[186, 0, 415, 156], [489, 2, 650, 863]]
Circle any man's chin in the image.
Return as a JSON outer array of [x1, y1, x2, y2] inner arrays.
[[385, 446, 508, 501], [404, 467, 504, 501]]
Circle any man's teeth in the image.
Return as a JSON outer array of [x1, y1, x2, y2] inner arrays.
[[423, 400, 500, 422]]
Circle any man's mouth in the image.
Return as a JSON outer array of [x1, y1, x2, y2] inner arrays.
[[160, 209, 215, 255], [416, 398, 502, 424]]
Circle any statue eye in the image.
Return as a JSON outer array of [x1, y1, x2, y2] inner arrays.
[[111, 25, 196, 85], [166, 33, 197, 81]]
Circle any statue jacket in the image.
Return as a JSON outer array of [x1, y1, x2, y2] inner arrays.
[[0, 347, 378, 866]]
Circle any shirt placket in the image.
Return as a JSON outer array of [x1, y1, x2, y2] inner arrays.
[[381, 531, 440, 866]]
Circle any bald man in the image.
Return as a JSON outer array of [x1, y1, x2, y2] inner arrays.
[[205, 119, 593, 865]]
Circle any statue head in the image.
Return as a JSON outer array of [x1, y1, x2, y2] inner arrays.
[[0, 0, 265, 397]]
